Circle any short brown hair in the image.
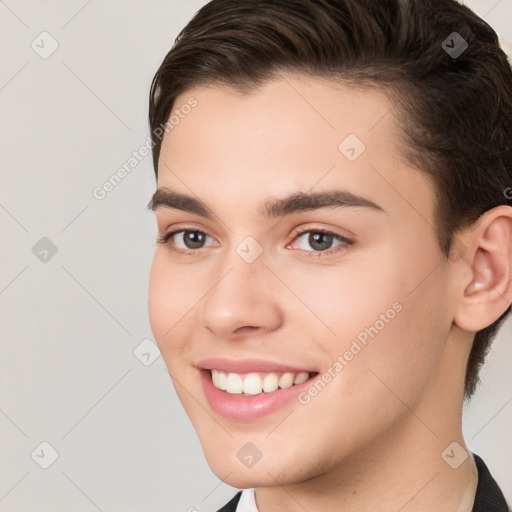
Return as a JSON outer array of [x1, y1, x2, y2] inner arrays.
[[148, 0, 512, 399]]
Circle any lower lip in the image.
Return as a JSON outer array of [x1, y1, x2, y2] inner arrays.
[[199, 369, 318, 421]]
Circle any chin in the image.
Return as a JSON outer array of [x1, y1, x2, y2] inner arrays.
[[210, 464, 286, 489], [203, 443, 305, 489]]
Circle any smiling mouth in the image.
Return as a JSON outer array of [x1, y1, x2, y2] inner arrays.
[[207, 369, 319, 396]]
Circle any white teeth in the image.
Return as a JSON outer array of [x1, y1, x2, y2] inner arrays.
[[225, 373, 243, 394], [294, 371, 309, 384], [211, 369, 227, 390], [217, 370, 227, 390], [278, 372, 295, 389], [210, 369, 312, 395], [242, 373, 263, 395], [262, 373, 279, 392]]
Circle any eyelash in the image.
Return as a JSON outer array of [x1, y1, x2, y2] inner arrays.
[[156, 226, 353, 258]]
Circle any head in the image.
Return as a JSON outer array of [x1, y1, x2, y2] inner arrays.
[[147, 0, 512, 488]]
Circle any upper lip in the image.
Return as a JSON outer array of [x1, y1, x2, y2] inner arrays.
[[197, 358, 315, 374]]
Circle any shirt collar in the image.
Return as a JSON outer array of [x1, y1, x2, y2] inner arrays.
[[235, 488, 258, 512]]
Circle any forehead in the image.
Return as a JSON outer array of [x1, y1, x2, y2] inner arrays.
[[156, 75, 434, 225], [162, 76, 400, 164]]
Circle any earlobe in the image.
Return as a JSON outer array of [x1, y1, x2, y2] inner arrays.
[[454, 207, 512, 332]]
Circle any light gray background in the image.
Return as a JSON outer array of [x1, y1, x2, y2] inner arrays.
[[1, 1, 511, 511]]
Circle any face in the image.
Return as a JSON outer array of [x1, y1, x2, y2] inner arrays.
[[148, 75, 458, 488]]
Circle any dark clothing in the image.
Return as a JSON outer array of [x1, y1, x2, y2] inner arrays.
[[471, 453, 510, 511], [216, 453, 510, 511], [216, 491, 243, 512]]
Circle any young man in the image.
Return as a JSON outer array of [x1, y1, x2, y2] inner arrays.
[[146, 0, 512, 510]]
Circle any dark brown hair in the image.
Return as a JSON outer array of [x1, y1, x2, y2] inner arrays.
[[148, 0, 512, 399]]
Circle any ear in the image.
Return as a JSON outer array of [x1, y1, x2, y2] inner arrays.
[[453, 205, 512, 332]]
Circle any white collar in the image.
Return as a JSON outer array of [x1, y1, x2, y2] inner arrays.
[[235, 488, 258, 512]]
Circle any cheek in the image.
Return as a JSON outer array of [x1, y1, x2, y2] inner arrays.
[[336, 272, 449, 420], [148, 253, 168, 339], [281, 254, 404, 345], [290, 246, 449, 404], [148, 251, 189, 349]]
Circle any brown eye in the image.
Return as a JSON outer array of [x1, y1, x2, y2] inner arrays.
[[292, 229, 352, 254], [157, 229, 217, 255], [306, 232, 335, 251], [180, 231, 207, 249]]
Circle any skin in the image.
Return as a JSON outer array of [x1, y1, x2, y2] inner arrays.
[[148, 74, 512, 511]]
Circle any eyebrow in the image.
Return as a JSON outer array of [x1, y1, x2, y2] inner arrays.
[[147, 187, 384, 218]]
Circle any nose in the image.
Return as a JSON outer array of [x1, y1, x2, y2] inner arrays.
[[199, 247, 283, 340]]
